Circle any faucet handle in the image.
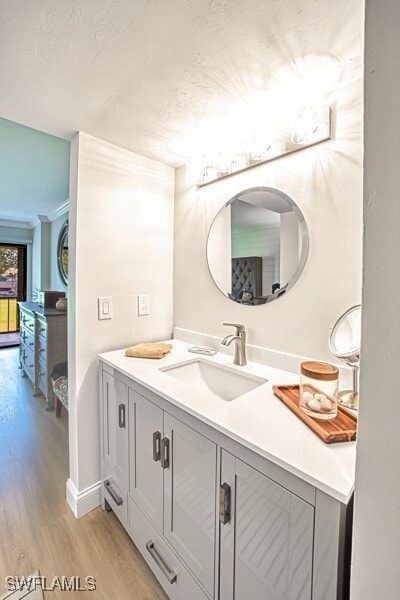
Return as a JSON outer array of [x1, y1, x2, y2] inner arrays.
[[223, 323, 246, 335]]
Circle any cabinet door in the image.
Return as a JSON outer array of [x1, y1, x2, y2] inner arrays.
[[129, 388, 164, 532], [102, 372, 129, 489], [164, 413, 217, 598], [220, 450, 314, 600]]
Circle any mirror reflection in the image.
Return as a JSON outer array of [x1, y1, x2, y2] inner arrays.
[[329, 304, 361, 409], [57, 219, 68, 287], [207, 187, 309, 305]]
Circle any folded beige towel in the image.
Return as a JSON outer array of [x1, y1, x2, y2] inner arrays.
[[125, 342, 172, 359]]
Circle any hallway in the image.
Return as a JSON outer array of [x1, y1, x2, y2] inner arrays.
[[0, 348, 168, 599]]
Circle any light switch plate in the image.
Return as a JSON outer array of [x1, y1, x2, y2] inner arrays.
[[137, 294, 150, 316], [98, 297, 113, 320]]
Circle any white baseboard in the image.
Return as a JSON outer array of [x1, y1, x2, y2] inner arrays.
[[173, 327, 353, 388], [66, 478, 102, 519]]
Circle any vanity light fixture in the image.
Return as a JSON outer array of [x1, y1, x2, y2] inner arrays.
[[291, 106, 326, 145], [176, 54, 340, 186], [191, 105, 332, 187]]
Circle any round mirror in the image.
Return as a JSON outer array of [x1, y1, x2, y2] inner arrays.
[[57, 219, 68, 287], [329, 304, 361, 410], [329, 304, 361, 363], [206, 187, 309, 305]]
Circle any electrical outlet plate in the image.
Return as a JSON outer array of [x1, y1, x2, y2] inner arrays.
[[137, 294, 150, 316]]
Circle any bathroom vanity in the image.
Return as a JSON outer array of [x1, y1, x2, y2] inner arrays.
[[99, 341, 355, 600]]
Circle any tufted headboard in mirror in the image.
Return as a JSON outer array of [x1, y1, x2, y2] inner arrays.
[[231, 256, 262, 299]]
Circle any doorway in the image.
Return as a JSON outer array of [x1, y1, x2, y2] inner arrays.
[[0, 243, 27, 348]]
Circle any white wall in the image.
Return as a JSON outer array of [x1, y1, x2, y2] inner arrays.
[[351, 1, 400, 596], [31, 220, 51, 294], [280, 212, 299, 286], [68, 132, 174, 498], [207, 204, 232, 294], [31, 222, 41, 294], [174, 77, 363, 363], [50, 212, 68, 291]]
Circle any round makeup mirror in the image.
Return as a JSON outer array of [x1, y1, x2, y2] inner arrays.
[[206, 187, 309, 305], [329, 304, 361, 409], [57, 219, 69, 287]]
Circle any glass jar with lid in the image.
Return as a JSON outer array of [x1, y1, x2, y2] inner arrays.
[[299, 361, 339, 420]]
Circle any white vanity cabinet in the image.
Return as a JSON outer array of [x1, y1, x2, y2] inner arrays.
[[102, 371, 129, 488], [100, 358, 352, 600], [162, 411, 216, 596], [219, 450, 314, 600], [101, 367, 217, 600], [101, 371, 129, 525], [129, 386, 217, 597], [128, 387, 164, 530]]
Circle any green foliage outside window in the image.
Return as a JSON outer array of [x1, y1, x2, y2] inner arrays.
[[0, 247, 17, 277]]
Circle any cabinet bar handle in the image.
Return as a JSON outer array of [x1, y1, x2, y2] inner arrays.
[[219, 482, 231, 524], [153, 431, 161, 461], [160, 437, 169, 469], [146, 540, 177, 584], [118, 403, 126, 428], [104, 480, 123, 506]]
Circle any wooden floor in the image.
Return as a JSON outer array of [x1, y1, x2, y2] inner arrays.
[[0, 332, 19, 347], [0, 348, 169, 599]]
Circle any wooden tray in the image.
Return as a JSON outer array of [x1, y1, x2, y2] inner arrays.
[[272, 384, 357, 444]]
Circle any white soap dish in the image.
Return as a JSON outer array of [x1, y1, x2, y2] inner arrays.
[[188, 346, 217, 356]]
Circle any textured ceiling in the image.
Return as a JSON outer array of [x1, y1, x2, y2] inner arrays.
[[0, 0, 363, 171]]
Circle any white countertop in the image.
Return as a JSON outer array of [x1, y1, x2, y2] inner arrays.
[[99, 340, 356, 504]]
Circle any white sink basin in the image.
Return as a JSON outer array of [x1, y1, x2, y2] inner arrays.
[[160, 358, 267, 401]]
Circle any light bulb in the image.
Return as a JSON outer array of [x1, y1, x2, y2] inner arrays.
[[291, 107, 319, 145]]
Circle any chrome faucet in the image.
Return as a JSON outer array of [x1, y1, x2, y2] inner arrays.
[[221, 323, 247, 366]]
